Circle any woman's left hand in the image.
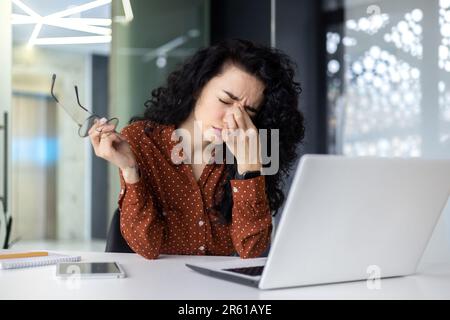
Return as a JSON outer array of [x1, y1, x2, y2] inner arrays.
[[222, 105, 262, 174]]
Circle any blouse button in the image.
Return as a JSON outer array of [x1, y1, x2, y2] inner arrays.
[[233, 187, 238, 193], [198, 220, 204, 227], [162, 211, 167, 216], [199, 245, 205, 251]]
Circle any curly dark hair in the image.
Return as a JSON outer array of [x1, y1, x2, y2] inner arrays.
[[131, 38, 305, 223]]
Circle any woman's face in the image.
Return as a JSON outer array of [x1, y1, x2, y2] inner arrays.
[[193, 63, 265, 143]]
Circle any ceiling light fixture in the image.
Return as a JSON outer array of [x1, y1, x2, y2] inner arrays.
[[11, 0, 133, 46], [33, 36, 112, 45], [142, 29, 200, 67]]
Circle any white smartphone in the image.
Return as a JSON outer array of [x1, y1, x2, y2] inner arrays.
[[55, 262, 126, 279]]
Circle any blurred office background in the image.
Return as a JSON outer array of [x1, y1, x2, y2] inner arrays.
[[0, 0, 449, 265]]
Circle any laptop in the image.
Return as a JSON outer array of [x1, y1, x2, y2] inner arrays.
[[186, 155, 450, 290]]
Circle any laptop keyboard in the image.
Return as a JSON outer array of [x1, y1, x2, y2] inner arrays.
[[223, 265, 265, 276]]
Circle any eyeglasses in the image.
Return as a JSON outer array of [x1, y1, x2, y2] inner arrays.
[[50, 74, 119, 138]]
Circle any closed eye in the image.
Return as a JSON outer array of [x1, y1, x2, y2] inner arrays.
[[218, 98, 231, 105], [219, 98, 257, 117]]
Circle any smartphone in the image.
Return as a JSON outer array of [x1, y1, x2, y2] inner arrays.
[[56, 262, 126, 279]]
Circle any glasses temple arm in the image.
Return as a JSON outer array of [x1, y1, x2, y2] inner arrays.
[[74, 85, 91, 113], [50, 74, 59, 103]]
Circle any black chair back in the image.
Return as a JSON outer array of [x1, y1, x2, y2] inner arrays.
[[105, 208, 134, 253]]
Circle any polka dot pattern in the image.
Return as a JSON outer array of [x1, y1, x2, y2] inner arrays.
[[117, 120, 272, 260]]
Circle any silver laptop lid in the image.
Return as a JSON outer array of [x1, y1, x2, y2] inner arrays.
[[260, 155, 450, 289]]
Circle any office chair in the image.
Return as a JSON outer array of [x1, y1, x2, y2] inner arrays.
[[105, 208, 134, 253]]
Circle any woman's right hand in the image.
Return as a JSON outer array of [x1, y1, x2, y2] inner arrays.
[[88, 118, 140, 183]]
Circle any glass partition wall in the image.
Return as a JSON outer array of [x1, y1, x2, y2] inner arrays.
[[7, 0, 209, 250], [325, 0, 450, 264], [10, 0, 110, 249], [108, 0, 209, 217]]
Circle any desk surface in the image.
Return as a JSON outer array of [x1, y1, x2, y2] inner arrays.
[[1, 251, 450, 299]]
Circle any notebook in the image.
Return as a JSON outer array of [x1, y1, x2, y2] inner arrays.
[[0, 252, 81, 270]]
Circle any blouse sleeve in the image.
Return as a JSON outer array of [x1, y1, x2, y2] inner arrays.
[[229, 175, 273, 258], [117, 127, 165, 260]]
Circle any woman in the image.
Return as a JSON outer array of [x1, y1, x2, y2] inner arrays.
[[89, 39, 305, 259]]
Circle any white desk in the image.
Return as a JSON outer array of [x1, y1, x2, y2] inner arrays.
[[1, 251, 450, 299]]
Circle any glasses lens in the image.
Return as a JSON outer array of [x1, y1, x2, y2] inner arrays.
[[79, 115, 100, 137], [106, 117, 119, 130]]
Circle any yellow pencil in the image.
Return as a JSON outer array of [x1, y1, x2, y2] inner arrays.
[[0, 251, 49, 260]]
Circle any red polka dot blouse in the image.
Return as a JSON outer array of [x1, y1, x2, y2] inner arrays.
[[118, 120, 273, 259]]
